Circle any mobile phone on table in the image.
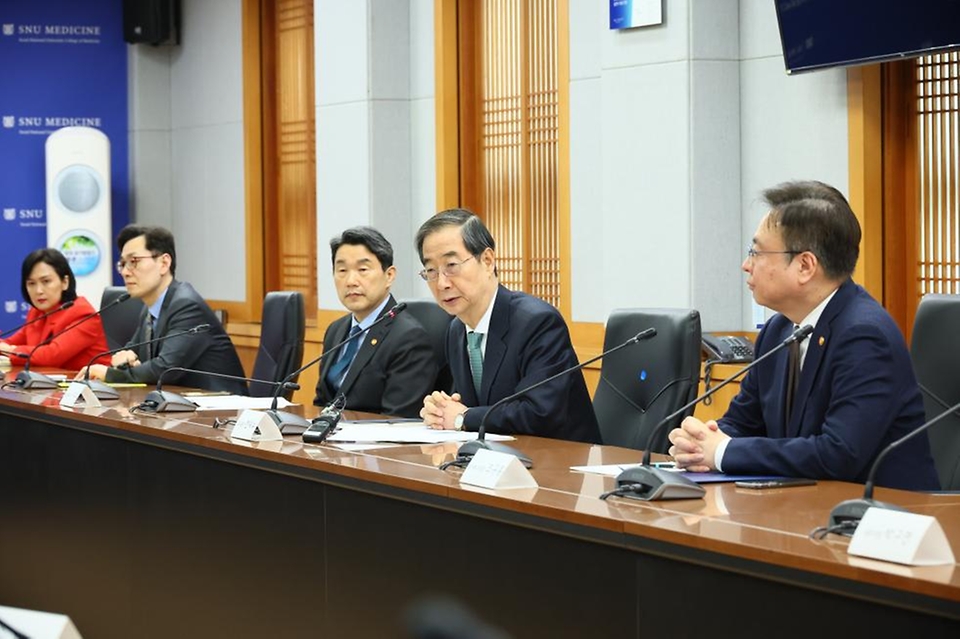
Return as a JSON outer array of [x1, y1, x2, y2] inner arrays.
[[734, 478, 817, 489]]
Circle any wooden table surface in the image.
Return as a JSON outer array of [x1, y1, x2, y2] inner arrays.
[[1, 370, 957, 637]]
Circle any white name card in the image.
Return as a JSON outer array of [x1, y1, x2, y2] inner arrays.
[[59, 382, 101, 408], [847, 506, 956, 566], [230, 410, 283, 442], [0, 604, 83, 639], [460, 448, 538, 490]]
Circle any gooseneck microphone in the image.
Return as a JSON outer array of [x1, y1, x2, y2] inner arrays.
[[138, 366, 301, 413], [137, 366, 300, 413], [80, 323, 211, 400], [825, 397, 959, 536], [268, 302, 408, 435], [13, 294, 131, 390], [0, 299, 75, 339], [442, 328, 658, 470], [604, 324, 814, 501]]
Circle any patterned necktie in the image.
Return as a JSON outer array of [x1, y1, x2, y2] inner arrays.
[[784, 325, 801, 422], [144, 315, 155, 359], [326, 325, 362, 392], [467, 331, 484, 396]]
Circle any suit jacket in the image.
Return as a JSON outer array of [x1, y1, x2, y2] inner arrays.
[[720, 280, 939, 490], [450, 286, 600, 444], [314, 295, 438, 418], [3, 297, 110, 369], [104, 280, 247, 394]]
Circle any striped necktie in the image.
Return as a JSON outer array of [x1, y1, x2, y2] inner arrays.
[[326, 325, 362, 392], [145, 314, 155, 359], [467, 331, 483, 396]]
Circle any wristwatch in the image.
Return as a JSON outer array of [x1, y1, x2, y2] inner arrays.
[[454, 410, 468, 431]]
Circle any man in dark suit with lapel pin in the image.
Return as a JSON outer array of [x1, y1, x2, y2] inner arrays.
[[83, 225, 247, 394], [416, 209, 600, 444], [668, 181, 939, 490], [313, 227, 437, 417]]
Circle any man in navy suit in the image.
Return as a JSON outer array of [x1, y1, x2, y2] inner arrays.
[[416, 209, 600, 444], [668, 181, 939, 490], [313, 227, 437, 417]]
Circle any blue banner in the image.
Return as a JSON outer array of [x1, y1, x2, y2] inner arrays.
[[0, 0, 127, 332]]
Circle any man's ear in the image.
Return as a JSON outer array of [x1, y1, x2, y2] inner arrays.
[[385, 265, 397, 286], [796, 251, 819, 283], [481, 247, 496, 271]]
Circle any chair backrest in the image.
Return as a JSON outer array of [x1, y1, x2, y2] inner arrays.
[[910, 294, 960, 490], [100, 286, 144, 351], [593, 308, 702, 452], [250, 291, 306, 398], [399, 298, 453, 393]]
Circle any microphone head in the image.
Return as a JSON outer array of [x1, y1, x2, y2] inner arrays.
[[389, 302, 408, 316], [61, 300, 76, 310], [116, 292, 132, 303], [792, 324, 814, 342], [191, 323, 212, 334]]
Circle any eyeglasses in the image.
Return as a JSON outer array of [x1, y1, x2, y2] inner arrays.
[[745, 246, 805, 261], [419, 255, 475, 282], [116, 253, 160, 273]]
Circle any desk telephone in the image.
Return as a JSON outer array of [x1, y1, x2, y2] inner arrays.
[[702, 334, 754, 364]]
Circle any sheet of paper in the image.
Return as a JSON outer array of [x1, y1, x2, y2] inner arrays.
[[191, 395, 295, 411], [326, 422, 515, 444]]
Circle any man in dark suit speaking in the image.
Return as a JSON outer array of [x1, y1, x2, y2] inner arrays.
[[313, 227, 437, 417], [668, 181, 939, 491], [83, 225, 247, 394], [417, 209, 600, 444]]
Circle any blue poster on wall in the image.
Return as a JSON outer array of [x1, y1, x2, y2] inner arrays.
[[0, 0, 127, 332]]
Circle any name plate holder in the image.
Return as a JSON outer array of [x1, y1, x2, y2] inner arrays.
[[230, 409, 283, 442], [59, 382, 101, 408], [460, 448, 538, 490], [847, 507, 955, 566]]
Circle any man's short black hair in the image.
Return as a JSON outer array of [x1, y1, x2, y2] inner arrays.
[[761, 180, 861, 281], [117, 224, 177, 276], [330, 226, 394, 269]]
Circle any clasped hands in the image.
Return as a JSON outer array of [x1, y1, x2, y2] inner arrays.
[[420, 390, 467, 430], [75, 350, 141, 382], [667, 416, 730, 473]]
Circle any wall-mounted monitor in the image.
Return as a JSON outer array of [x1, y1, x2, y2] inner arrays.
[[775, 0, 960, 74]]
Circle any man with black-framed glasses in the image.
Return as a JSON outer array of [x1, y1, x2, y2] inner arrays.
[[416, 208, 600, 444], [82, 224, 246, 394], [668, 181, 938, 491]]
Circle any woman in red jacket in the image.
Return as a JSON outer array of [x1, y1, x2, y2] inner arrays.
[[0, 248, 110, 371]]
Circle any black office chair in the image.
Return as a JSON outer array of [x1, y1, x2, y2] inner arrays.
[[399, 298, 453, 394], [593, 308, 702, 452], [250, 291, 305, 399], [100, 286, 144, 351], [910, 294, 960, 490]]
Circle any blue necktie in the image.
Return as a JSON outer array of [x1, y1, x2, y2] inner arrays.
[[326, 325, 362, 391], [467, 331, 483, 396]]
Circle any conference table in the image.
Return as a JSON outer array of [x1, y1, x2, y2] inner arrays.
[[0, 373, 957, 638]]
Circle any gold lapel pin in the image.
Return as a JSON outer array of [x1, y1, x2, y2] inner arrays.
[[371, 338, 378, 346], [818, 336, 825, 347]]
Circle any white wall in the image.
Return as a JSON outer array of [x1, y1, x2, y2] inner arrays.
[[569, 0, 849, 329], [314, 0, 437, 309], [739, 0, 848, 326], [128, 0, 246, 302]]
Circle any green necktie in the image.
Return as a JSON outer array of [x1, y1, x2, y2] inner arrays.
[[467, 331, 483, 396]]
